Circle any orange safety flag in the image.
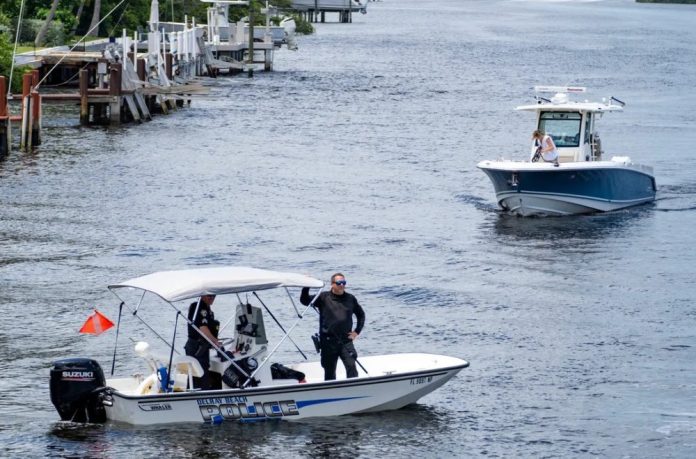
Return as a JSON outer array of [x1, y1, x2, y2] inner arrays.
[[79, 309, 115, 335]]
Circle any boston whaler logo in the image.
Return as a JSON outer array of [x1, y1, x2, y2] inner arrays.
[[62, 371, 94, 381], [139, 402, 173, 412], [197, 396, 299, 422]]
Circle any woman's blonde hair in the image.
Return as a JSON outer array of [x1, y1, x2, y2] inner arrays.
[[532, 129, 544, 138]]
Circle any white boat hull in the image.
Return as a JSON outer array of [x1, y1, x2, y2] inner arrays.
[[103, 353, 468, 425], [495, 191, 652, 217]]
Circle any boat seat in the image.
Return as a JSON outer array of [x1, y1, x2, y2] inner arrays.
[[557, 150, 576, 163], [558, 153, 575, 163], [172, 356, 204, 391]]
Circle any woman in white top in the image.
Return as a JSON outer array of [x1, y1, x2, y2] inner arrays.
[[530, 130, 559, 164]]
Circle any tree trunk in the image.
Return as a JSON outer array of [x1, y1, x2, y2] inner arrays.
[[88, 0, 102, 37], [34, 0, 61, 47], [72, 0, 87, 36]]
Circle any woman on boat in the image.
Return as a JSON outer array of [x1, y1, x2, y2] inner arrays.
[[531, 129, 559, 164]]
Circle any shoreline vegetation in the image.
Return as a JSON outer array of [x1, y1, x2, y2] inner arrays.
[[0, 0, 313, 92]]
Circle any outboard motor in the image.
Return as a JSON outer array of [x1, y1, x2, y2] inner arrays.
[[50, 358, 107, 423]]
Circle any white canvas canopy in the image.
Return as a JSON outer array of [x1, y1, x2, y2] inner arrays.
[[108, 266, 324, 302]]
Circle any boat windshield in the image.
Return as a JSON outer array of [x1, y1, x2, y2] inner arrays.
[[538, 111, 582, 148]]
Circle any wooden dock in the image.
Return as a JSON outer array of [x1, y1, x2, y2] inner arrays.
[[291, 0, 369, 23], [0, 36, 211, 156]]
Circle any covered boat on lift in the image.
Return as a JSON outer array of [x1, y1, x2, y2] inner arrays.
[[477, 86, 656, 216], [291, 0, 368, 15], [49, 266, 468, 425]]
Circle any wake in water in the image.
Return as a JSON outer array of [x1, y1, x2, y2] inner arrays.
[[654, 183, 696, 212]]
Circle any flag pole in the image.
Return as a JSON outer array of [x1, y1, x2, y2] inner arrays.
[[111, 302, 124, 376]]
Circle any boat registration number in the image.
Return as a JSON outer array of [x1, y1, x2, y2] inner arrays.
[[410, 376, 433, 385]]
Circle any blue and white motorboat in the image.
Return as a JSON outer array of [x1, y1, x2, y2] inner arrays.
[[477, 86, 656, 216]]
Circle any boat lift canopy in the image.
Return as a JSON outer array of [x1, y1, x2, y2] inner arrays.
[[108, 266, 324, 302]]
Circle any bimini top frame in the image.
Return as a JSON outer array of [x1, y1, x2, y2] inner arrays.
[[105, 266, 325, 387]]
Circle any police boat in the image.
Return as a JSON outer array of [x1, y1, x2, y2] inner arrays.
[[477, 86, 656, 216], [49, 266, 469, 425]]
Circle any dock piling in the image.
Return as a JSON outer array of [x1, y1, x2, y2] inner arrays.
[[109, 63, 122, 125], [0, 76, 9, 157], [20, 73, 32, 150], [79, 69, 89, 124], [31, 90, 41, 147]]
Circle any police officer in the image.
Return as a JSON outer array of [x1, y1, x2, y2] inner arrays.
[[300, 273, 365, 381], [184, 294, 220, 389]]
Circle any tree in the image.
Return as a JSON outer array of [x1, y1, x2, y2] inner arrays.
[[72, 0, 87, 35], [87, 0, 101, 36], [34, 0, 61, 47]]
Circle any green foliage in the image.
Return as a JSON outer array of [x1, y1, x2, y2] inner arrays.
[[0, 33, 27, 93], [293, 15, 314, 35], [54, 9, 78, 34], [20, 19, 66, 46], [0, 11, 11, 29], [0, 0, 315, 45]]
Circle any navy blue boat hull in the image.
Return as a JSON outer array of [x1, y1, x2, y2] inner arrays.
[[478, 162, 656, 216]]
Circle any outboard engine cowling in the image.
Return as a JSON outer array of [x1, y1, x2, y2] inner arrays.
[[50, 358, 107, 423]]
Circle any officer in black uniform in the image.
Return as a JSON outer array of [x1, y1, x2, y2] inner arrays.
[[184, 294, 220, 389], [300, 273, 365, 381]]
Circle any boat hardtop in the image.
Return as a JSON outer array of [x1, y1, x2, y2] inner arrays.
[[515, 86, 624, 114], [50, 266, 469, 425]]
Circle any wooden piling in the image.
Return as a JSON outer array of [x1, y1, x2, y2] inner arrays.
[[31, 91, 41, 146], [0, 76, 9, 156], [165, 53, 173, 80], [109, 63, 122, 125], [27, 70, 41, 147], [20, 73, 32, 150], [265, 49, 272, 72], [248, 9, 255, 78], [137, 58, 146, 82], [79, 69, 89, 124]]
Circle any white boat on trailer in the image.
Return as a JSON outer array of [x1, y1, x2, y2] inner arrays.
[[477, 86, 656, 216], [50, 266, 468, 425]]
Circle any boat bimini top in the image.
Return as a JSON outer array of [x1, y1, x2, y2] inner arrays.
[[105, 266, 326, 386], [108, 266, 324, 302]]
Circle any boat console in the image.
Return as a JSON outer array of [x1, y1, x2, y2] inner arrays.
[[210, 303, 305, 388]]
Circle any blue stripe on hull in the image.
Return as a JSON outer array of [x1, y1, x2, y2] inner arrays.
[[481, 167, 656, 212]]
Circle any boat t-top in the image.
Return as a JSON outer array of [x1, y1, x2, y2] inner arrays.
[[49, 266, 468, 425], [477, 86, 656, 216]]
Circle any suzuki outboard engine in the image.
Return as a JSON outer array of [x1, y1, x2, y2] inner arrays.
[[50, 358, 107, 423]]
